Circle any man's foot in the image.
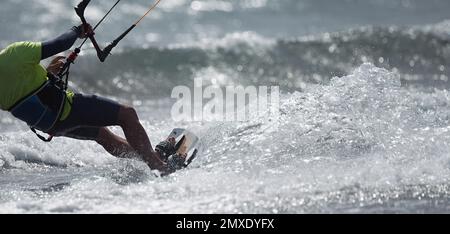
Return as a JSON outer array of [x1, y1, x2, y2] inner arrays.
[[155, 137, 177, 162], [166, 153, 188, 170], [154, 137, 191, 175]]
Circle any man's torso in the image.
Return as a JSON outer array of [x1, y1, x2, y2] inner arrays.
[[0, 42, 47, 111], [0, 42, 73, 120]]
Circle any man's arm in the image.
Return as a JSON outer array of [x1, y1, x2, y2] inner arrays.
[[41, 26, 83, 60]]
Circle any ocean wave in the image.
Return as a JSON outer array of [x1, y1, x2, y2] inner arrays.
[[196, 63, 450, 193], [66, 24, 450, 100]]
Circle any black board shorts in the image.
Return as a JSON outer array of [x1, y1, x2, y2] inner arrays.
[[49, 94, 122, 140]]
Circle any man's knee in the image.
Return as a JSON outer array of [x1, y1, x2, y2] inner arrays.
[[96, 127, 110, 143], [118, 105, 139, 126]]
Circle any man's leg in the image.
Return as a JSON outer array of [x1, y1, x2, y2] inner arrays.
[[62, 127, 134, 158], [96, 127, 136, 158], [50, 94, 167, 171], [116, 106, 166, 170], [65, 125, 166, 170]]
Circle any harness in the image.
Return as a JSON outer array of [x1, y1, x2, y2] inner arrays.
[[8, 73, 67, 142]]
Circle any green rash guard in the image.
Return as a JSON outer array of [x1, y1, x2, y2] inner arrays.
[[0, 41, 74, 120]]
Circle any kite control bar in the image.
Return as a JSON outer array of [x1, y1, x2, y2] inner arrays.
[[56, 0, 162, 89], [75, 0, 106, 61], [74, 0, 120, 62], [72, 0, 162, 63], [56, 0, 121, 90]]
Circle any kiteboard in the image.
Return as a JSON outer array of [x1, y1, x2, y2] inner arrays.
[[165, 128, 200, 169]]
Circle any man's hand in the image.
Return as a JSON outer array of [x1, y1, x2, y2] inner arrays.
[[78, 24, 94, 39], [47, 56, 66, 75], [166, 153, 187, 171]]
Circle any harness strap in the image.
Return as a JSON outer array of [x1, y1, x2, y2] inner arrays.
[[10, 74, 67, 143], [30, 75, 67, 143], [30, 128, 54, 142], [8, 81, 49, 112]]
